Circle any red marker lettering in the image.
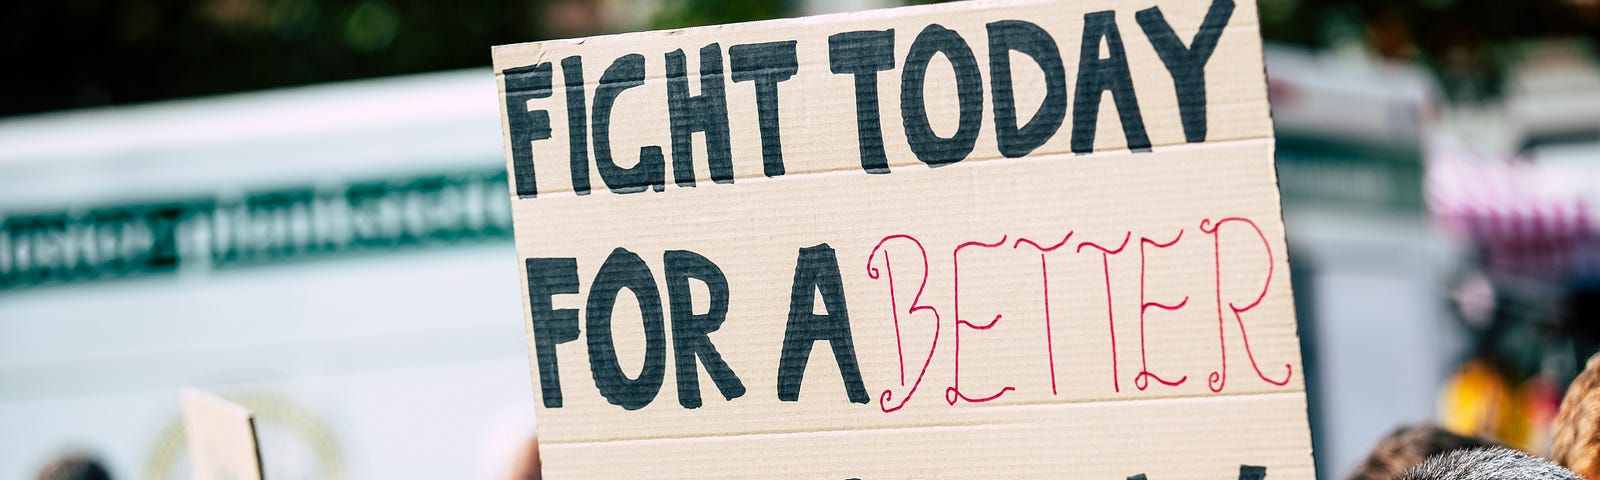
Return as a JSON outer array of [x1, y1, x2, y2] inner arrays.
[[946, 235, 1014, 405], [1076, 232, 1132, 393], [1134, 230, 1189, 390], [868, 235, 941, 413], [1013, 232, 1073, 396], [1200, 217, 1292, 392]]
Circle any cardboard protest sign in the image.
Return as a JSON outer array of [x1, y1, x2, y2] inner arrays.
[[494, 0, 1314, 477], [180, 388, 265, 480]]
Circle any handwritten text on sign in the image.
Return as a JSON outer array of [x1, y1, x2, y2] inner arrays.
[[525, 217, 1288, 411], [495, 0, 1312, 477]]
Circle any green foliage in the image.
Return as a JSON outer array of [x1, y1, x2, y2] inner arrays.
[[1, 0, 550, 116]]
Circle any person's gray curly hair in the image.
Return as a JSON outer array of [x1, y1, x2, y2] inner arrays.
[[1399, 447, 1582, 480]]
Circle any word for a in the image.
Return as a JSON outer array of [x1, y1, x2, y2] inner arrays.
[[524, 217, 1292, 412]]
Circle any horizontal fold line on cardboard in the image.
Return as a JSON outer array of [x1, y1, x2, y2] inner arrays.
[[541, 390, 1304, 446], [506, 136, 1274, 201]]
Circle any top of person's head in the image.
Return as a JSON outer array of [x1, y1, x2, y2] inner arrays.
[[1553, 352, 1600, 479], [1399, 447, 1582, 480], [1346, 424, 1500, 480], [35, 454, 111, 480]]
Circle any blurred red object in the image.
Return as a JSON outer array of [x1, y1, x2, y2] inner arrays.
[[1428, 146, 1600, 279]]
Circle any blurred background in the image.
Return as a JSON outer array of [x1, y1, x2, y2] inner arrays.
[[2, 0, 1599, 478]]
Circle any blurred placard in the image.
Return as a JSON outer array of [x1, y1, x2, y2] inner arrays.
[[180, 388, 264, 480]]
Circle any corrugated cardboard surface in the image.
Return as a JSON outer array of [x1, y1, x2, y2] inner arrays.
[[494, 0, 1312, 477]]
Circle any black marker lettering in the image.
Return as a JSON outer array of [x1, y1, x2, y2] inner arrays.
[[526, 257, 580, 408], [502, 63, 553, 198], [592, 54, 666, 193], [901, 24, 982, 167], [666, 44, 734, 187], [988, 20, 1067, 158], [1238, 465, 1267, 480], [587, 248, 668, 411], [1137, 0, 1234, 143], [778, 244, 868, 404], [730, 41, 800, 178], [1073, 11, 1151, 154], [560, 56, 592, 195], [665, 250, 745, 409], [828, 29, 896, 174]]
